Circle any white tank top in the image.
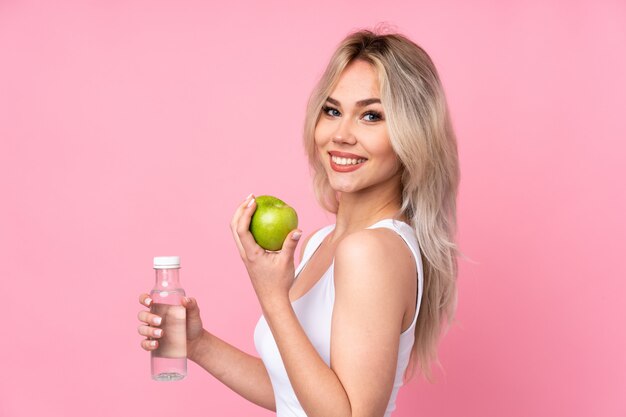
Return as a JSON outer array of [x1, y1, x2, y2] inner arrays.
[[254, 219, 424, 417]]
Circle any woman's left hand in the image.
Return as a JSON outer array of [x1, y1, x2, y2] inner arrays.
[[230, 194, 302, 309]]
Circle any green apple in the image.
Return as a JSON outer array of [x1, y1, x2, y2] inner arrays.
[[249, 195, 299, 251]]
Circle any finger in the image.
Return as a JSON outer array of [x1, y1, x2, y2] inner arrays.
[[182, 296, 202, 322], [138, 325, 163, 338], [231, 223, 245, 258], [141, 339, 159, 351], [280, 229, 302, 263], [232, 193, 254, 226], [181, 296, 197, 310], [137, 310, 163, 326], [231, 194, 254, 257], [139, 293, 152, 307], [236, 197, 263, 256]]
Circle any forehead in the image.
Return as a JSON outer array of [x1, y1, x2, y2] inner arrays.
[[330, 60, 380, 101]]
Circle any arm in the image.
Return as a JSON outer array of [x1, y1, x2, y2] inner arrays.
[[192, 204, 318, 408], [261, 230, 414, 417], [189, 227, 317, 408], [187, 327, 276, 411]]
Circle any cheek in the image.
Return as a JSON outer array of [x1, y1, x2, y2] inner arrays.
[[366, 135, 402, 172], [314, 119, 333, 147], [362, 131, 394, 159], [313, 127, 328, 165]]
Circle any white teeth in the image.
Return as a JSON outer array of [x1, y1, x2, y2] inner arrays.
[[331, 155, 366, 166]]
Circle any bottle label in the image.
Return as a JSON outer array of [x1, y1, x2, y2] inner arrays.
[[151, 304, 187, 358]]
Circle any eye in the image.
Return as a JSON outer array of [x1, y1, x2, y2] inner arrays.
[[362, 111, 383, 122], [322, 105, 341, 118]]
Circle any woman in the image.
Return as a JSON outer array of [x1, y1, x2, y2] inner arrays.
[[137, 28, 460, 417]]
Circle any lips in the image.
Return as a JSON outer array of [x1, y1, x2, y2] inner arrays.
[[328, 151, 367, 172]]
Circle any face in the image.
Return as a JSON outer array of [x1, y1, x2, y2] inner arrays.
[[314, 60, 401, 195]]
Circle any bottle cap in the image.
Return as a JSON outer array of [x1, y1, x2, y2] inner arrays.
[[153, 256, 180, 269]]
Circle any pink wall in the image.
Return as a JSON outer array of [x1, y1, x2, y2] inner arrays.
[[1, 1, 625, 416]]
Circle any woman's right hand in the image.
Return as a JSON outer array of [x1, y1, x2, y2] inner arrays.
[[137, 293, 206, 358]]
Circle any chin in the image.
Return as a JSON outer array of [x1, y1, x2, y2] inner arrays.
[[327, 179, 359, 194]]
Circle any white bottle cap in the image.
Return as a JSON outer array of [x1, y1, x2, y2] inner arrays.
[[153, 256, 180, 269]]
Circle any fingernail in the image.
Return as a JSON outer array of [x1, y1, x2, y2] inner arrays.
[[292, 231, 302, 241], [145, 297, 152, 306], [244, 193, 252, 202], [150, 340, 157, 347], [184, 296, 190, 304], [247, 198, 255, 208], [154, 329, 163, 337], [152, 316, 162, 325]]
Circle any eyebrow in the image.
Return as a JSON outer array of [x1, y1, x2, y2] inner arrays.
[[326, 97, 381, 107]]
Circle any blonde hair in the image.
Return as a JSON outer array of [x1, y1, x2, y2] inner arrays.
[[303, 28, 460, 382]]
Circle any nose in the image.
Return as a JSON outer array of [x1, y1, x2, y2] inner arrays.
[[331, 118, 356, 145]]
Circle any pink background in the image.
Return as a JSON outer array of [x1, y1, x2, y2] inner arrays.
[[1, 1, 625, 416]]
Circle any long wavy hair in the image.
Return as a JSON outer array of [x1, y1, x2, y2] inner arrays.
[[303, 28, 460, 381]]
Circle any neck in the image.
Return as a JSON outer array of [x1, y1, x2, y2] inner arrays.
[[332, 172, 404, 239], [154, 268, 181, 289]]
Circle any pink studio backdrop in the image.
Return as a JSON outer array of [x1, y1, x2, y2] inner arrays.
[[1, 1, 625, 416]]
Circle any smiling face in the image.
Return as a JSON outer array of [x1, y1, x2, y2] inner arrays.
[[314, 59, 402, 195]]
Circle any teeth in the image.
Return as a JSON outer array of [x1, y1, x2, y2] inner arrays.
[[331, 155, 366, 166]]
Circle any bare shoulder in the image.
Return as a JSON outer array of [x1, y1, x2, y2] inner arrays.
[[334, 228, 415, 300], [335, 228, 414, 271]]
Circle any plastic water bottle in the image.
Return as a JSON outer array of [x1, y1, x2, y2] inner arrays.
[[150, 256, 187, 381]]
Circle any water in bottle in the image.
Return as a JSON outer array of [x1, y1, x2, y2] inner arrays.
[[150, 256, 187, 381]]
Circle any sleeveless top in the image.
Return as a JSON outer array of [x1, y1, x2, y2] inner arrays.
[[253, 219, 424, 417]]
